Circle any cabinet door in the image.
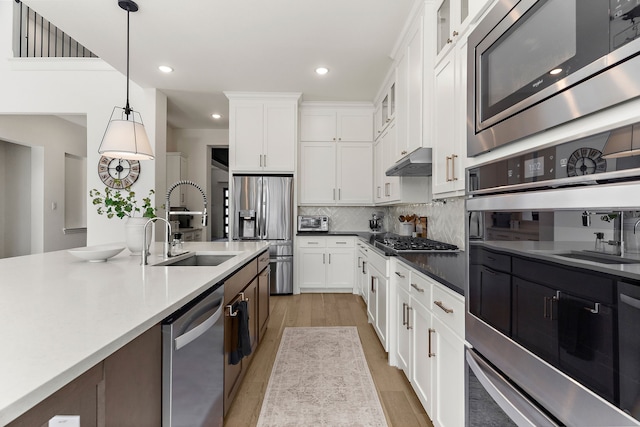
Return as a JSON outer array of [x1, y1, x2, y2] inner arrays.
[[336, 143, 373, 204], [382, 122, 400, 202], [326, 249, 355, 289], [397, 286, 412, 376], [433, 51, 457, 195], [258, 267, 270, 341], [336, 109, 373, 142], [298, 248, 327, 288], [167, 153, 187, 207], [375, 275, 389, 350], [512, 277, 558, 364], [395, 51, 409, 162], [231, 103, 264, 170], [300, 109, 336, 141], [407, 21, 424, 155], [374, 140, 384, 202], [411, 300, 434, 415], [263, 103, 296, 172], [245, 278, 259, 355], [432, 317, 465, 427], [299, 142, 336, 204]]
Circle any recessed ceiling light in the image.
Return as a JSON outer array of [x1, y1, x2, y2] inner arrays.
[[315, 67, 329, 75], [211, 114, 222, 119], [549, 68, 562, 75], [158, 65, 173, 73]]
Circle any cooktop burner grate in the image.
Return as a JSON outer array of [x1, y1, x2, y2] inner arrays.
[[376, 236, 459, 253]]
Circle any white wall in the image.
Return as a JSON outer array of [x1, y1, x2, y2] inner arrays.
[[0, 116, 87, 255], [172, 129, 229, 240], [0, 0, 165, 248]]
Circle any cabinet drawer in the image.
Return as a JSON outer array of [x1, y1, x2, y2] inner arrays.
[[327, 236, 354, 247], [393, 261, 411, 292], [367, 248, 388, 277], [432, 284, 465, 338], [257, 249, 269, 272], [409, 270, 432, 308], [298, 237, 327, 248]]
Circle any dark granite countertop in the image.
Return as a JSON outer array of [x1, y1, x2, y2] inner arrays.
[[296, 231, 466, 296]]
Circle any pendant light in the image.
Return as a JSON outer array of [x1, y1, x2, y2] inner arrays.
[[98, 0, 154, 160]]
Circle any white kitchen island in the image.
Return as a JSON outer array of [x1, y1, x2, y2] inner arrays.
[[0, 240, 269, 426]]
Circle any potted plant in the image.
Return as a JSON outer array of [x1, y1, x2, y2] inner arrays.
[[89, 186, 157, 254]]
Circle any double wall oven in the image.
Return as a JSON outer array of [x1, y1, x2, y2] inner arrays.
[[466, 123, 640, 426]]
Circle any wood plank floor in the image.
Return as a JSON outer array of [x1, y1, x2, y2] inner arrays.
[[224, 293, 434, 427]]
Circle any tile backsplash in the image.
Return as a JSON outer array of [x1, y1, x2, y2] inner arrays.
[[298, 197, 466, 250]]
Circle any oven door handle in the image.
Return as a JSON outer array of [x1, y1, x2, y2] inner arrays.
[[174, 298, 224, 351], [466, 349, 560, 427]]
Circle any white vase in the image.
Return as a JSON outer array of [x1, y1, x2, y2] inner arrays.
[[125, 217, 153, 255]]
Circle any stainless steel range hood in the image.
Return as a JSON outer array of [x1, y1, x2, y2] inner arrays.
[[385, 147, 433, 176]]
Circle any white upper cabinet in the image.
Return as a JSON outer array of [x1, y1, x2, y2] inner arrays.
[[299, 141, 373, 206], [395, 16, 424, 163], [226, 92, 301, 173], [435, 0, 492, 64], [300, 104, 374, 142]]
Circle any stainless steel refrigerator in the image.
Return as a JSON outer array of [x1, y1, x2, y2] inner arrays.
[[232, 175, 293, 294]]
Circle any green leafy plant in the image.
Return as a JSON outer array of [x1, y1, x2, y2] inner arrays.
[[89, 187, 156, 219]]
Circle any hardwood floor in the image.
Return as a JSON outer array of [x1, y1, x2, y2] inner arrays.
[[224, 293, 434, 427]]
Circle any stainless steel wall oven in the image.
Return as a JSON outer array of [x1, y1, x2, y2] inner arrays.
[[465, 125, 640, 426], [467, 0, 640, 156]]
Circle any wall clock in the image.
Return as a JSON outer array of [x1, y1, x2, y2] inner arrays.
[[566, 147, 607, 177], [97, 156, 141, 189]]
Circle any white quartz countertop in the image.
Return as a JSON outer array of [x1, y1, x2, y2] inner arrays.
[[0, 240, 269, 425]]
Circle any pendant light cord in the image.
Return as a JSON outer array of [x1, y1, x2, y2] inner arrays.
[[124, 6, 131, 117]]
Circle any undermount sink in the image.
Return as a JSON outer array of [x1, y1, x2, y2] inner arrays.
[[154, 252, 240, 267], [554, 251, 640, 265]]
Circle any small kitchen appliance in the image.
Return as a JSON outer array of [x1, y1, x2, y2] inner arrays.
[[369, 212, 384, 233], [297, 215, 329, 232]]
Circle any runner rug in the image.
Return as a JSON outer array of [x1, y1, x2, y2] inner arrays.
[[256, 326, 388, 427]]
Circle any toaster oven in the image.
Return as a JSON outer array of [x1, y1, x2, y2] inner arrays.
[[297, 215, 329, 232]]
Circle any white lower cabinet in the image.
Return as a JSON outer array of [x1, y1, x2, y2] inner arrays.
[[389, 259, 465, 427], [356, 239, 370, 299], [297, 236, 355, 292], [366, 248, 389, 351]]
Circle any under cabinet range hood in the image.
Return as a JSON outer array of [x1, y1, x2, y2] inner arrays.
[[385, 147, 433, 176]]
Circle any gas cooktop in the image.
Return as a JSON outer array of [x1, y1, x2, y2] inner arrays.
[[375, 236, 459, 253]]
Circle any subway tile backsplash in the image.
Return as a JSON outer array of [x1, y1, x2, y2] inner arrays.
[[298, 197, 466, 250]]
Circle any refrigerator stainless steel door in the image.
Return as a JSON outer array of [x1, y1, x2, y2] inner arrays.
[[261, 175, 293, 241], [270, 255, 293, 294], [232, 175, 262, 240]]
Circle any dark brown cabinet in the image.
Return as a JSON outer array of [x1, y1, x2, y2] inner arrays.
[[223, 249, 270, 416]]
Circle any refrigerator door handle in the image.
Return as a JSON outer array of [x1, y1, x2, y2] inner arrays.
[[261, 178, 268, 239]]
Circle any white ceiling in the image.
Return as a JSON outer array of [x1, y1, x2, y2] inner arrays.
[[22, 0, 418, 130]]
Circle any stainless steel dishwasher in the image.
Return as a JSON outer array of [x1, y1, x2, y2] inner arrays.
[[162, 283, 225, 427]]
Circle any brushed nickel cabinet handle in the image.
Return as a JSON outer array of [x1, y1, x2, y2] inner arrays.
[[411, 283, 424, 293], [395, 271, 405, 278], [362, 260, 366, 274], [434, 300, 453, 314], [428, 328, 436, 357], [323, 253, 326, 264], [446, 38, 453, 44], [371, 276, 376, 293], [328, 253, 331, 264], [451, 154, 458, 181], [407, 306, 413, 330], [402, 302, 407, 326], [452, 30, 459, 37], [446, 155, 451, 181]]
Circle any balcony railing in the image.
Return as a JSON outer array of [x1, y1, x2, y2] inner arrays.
[[14, 0, 97, 58]]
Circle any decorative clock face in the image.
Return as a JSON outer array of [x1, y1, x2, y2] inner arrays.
[[98, 156, 140, 189], [566, 147, 607, 177]]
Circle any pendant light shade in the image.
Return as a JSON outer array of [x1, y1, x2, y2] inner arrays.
[[98, 0, 154, 161]]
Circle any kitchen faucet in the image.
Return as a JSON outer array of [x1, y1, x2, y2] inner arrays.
[[141, 217, 172, 265], [165, 180, 208, 253]]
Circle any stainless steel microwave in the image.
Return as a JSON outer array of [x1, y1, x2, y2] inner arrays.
[[297, 215, 329, 232], [467, 0, 640, 156]]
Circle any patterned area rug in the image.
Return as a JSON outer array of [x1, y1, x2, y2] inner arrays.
[[257, 326, 388, 427]]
